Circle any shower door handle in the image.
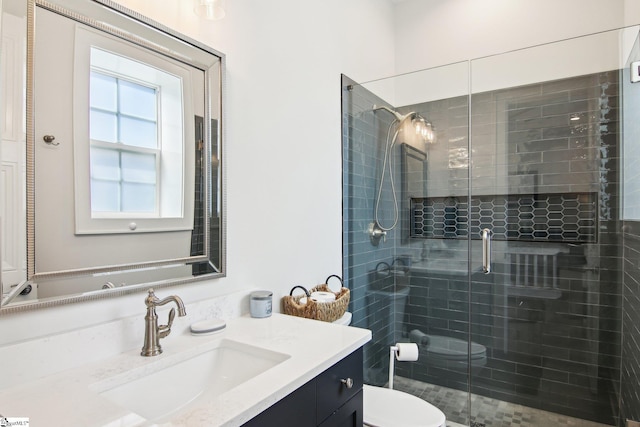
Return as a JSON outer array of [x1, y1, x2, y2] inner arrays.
[[481, 228, 492, 274]]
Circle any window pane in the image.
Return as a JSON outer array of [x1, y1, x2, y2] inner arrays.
[[119, 79, 157, 121], [122, 151, 156, 184], [120, 116, 157, 148], [91, 180, 120, 213], [90, 147, 120, 181], [122, 183, 156, 213], [90, 109, 118, 143], [90, 72, 117, 111]]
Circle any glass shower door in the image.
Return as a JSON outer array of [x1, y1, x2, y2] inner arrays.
[[468, 28, 627, 427], [342, 61, 473, 426]]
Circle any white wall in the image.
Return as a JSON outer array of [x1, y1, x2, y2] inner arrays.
[[394, 0, 632, 75], [0, 0, 396, 345], [389, 0, 640, 105]]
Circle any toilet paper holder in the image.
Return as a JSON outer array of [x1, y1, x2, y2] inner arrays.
[[388, 342, 419, 389]]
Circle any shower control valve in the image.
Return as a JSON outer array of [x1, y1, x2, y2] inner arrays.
[[368, 222, 387, 246]]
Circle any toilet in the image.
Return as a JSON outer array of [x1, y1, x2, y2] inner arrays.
[[335, 313, 447, 427], [410, 329, 487, 373], [363, 384, 446, 427], [333, 311, 352, 326], [426, 334, 487, 371]]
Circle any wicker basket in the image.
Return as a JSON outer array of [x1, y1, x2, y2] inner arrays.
[[282, 275, 350, 322]]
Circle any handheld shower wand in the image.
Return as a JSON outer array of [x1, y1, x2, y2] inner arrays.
[[371, 105, 416, 238], [369, 104, 433, 245]]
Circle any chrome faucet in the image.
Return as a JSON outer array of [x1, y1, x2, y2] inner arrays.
[[141, 288, 187, 357]]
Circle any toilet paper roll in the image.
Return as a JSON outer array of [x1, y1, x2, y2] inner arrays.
[[395, 343, 419, 362], [300, 291, 337, 305], [310, 291, 336, 302]]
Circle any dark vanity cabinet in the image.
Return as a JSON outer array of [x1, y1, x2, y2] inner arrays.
[[316, 347, 363, 427], [242, 347, 363, 427]]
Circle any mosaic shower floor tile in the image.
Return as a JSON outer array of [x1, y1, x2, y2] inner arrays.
[[392, 376, 613, 427]]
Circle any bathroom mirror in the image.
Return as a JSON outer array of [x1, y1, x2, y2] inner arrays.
[[0, 0, 225, 312], [400, 143, 427, 242]]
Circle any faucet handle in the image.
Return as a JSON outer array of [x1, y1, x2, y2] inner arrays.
[[158, 308, 176, 339], [145, 288, 159, 307]]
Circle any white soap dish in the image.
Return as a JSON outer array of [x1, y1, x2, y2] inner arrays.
[[190, 318, 226, 336]]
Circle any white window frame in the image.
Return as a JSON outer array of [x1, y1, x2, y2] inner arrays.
[[73, 26, 195, 235]]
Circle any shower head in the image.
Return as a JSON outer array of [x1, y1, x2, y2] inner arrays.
[[373, 104, 413, 123]]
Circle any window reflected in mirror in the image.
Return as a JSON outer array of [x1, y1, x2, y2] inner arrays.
[[88, 47, 185, 221], [72, 27, 197, 235], [89, 72, 159, 215]]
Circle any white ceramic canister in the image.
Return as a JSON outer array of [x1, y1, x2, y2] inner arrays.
[[250, 290, 273, 318]]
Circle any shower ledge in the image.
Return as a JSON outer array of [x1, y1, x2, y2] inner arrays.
[[411, 258, 474, 276]]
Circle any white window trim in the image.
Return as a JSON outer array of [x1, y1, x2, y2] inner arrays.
[[73, 25, 195, 235]]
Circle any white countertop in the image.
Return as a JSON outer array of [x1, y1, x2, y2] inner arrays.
[[0, 313, 371, 426]]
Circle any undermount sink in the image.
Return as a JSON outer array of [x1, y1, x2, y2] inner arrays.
[[92, 339, 290, 423]]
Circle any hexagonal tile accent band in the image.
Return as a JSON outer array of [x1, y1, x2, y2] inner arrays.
[[410, 192, 597, 243]]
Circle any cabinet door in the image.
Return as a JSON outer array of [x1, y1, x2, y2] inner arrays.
[[316, 348, 363, 424], [317, 390, 363, 427], [241, 378, 316, 427]]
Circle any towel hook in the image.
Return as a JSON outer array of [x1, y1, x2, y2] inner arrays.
[[43, 134, 59, 146]]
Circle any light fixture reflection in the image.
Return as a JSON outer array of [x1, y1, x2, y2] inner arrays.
[[371, 105, 435, 145], [194, 0, 226, 20], [412, 115, 435, 144]]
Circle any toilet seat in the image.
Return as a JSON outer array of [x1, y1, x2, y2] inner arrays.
[[425, 335, 487, 362], [363, 384, 446, 427]]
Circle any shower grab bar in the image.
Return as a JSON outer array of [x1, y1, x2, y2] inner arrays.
[[481, 228, 492, 274]]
